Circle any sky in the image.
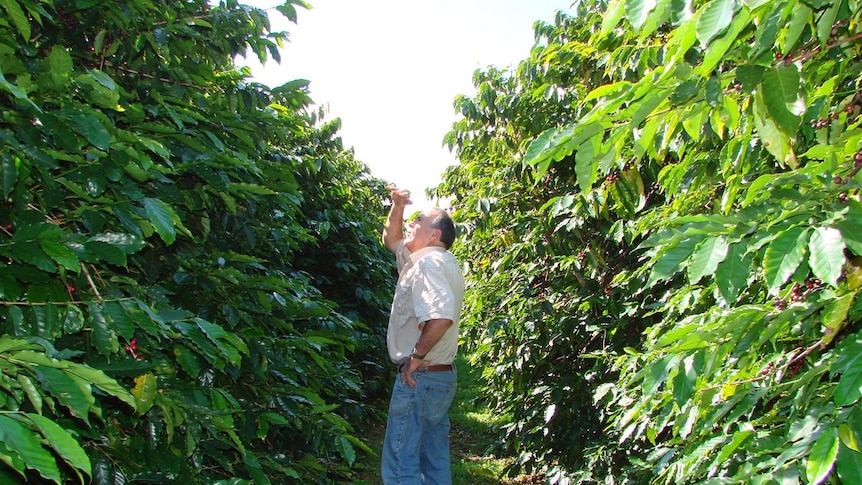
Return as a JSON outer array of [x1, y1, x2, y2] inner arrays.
[[240, 0, 569, 208]]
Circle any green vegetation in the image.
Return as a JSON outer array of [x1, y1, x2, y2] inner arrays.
[[439, 0, 862, 482], [0, 1, 393, 483], [2, 0, 861, 483]]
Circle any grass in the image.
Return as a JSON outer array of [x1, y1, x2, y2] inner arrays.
[[348, 353, 543, 484]]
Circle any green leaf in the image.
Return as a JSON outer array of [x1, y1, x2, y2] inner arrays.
[[143, 198, 178, 245], [31, 366, 93, 424], [0, 415, 61, 483], [642, 354, 679, 394], [575, 135, 599, 193], [687, 235, 729, 284], [625, 0, 658, 30], [14, 241, 57, 272], [839, 424, 859, 452], [39, 241, 80, 272], [25, 413, 91, 480], [17, 374, 42, 414], [763, 227, 808, 295], [753, 78, 796, 167], [131, 373, 158, 415], [601, 0, 627, 35], [837, 443, 862, 484], [806, 428, 838, 485], [836, 202, 862, 255], [716, 241, 751, 303], [196, 318, 245, 366], [63, 363, 136, 410], [1, 0, 31, 41], [101, 301, 135, 339], [89, 232, 146, 254], [821, 292, 855, 345], [761, 66, 802, 135], [88, 302, 117, 357], [83, 241, 127, 266], [335, 435, 356, 466], [834, 333, 862, 406], [695, 0, 737, 48], [809, 227, 846, 288], [69, 113, 111, 150], [815, 0, 841, 47], [47, 46, 73, 77], [735, 64, 765, 93], [672, 356, 697, 405], [647, 236, 703, 287], [88, 69, 116, 90], [228, 183, 278, 196], [0, 152, 18, 199], [712, 423, 753, 466]]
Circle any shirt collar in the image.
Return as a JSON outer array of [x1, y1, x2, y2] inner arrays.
[[409, 245, 445, 264]]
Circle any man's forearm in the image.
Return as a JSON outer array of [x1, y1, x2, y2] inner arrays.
[[412, 319, 453, 357], [382, 203, 405, 252]]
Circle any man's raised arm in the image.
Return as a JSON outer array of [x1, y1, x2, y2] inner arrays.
[[382, 185, 411, 253]]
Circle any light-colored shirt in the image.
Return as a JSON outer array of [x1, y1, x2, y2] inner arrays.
[[387, 240, 465, 365]]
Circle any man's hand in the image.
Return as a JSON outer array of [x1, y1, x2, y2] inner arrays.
[[388, 185, 412, 207], [382, 185, 412, 253], [401, 356, 427, 388]]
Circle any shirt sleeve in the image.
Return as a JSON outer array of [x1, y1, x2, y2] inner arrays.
[[395, 239, 409, 273], [411, 259, 456, 323]]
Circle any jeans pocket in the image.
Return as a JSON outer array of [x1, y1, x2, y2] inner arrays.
[[418, 373, 457, 422]]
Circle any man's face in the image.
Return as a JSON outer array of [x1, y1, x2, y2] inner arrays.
[[404, 210, 440, 253]]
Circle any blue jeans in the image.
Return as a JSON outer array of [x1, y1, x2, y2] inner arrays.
[[381, 369, 457, 485]]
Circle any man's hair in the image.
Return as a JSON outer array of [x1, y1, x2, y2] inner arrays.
[[431, 210, 457, 249]]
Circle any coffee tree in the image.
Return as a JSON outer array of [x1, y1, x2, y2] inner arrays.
[[439, 0, 861, 482], [0, 0, 393, 483]]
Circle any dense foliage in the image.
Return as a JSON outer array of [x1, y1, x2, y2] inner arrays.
[[0, 0, 394, 483], [439, 0, 861, 482]]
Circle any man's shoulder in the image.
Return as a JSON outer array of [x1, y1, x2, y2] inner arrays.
[[415, 248, 459, 270]]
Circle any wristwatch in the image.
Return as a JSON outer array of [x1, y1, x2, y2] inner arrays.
[[410, 348, 426, 360]]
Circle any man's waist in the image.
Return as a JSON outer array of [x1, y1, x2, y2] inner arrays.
[[397, 362, 454, 373]]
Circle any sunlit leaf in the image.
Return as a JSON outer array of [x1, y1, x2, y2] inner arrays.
[[763, 227, 808, 295], [715, 241, 751, 303], [687, 235, 729, 284], [806, 429, 838, 485], [761, 66, 802, 135], [809, 227, 846, 288], [695, 0, 737, 47], [821, 292, 855, 345]]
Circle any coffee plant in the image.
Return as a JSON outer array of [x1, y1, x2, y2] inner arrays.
[[439, 0, 861, 482], [0, 0, 394, 483]]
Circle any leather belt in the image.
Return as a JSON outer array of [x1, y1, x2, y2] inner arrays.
[[398, 363, 454, 373]]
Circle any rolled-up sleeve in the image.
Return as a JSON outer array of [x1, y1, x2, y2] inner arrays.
[[412, 261, 456, 323]]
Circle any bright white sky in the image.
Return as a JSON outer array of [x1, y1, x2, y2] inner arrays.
[[240, 0, 569, 208]]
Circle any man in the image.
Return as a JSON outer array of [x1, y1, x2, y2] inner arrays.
[[380, 185, 465, 485]]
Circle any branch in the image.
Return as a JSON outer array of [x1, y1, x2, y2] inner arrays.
[[81, 262, 103, 300], [701, 341, 823, 391]]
